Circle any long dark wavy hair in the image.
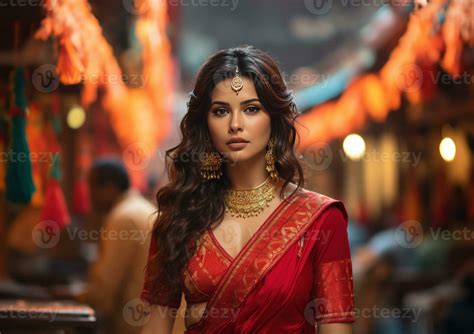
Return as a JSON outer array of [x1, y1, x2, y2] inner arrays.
[[144, 45, 306, 303]]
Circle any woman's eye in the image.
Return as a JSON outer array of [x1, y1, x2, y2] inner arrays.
[[245, 106, 260, 113], [212, 108, 228, 116], [211, 106, 260, 116]]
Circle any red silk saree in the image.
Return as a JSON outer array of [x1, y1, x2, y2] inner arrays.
[[141, 189, 355, 333]]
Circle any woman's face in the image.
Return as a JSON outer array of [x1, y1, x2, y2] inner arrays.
[[207, 76, 271, 164]]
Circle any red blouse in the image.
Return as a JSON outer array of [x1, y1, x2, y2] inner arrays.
[[140, 226, 232, 309], [183, 228, 233, 305]]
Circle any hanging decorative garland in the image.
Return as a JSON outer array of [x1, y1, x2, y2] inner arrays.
[[39, 93, 70, 228], [35, 0, 174, 157], [0, 93, 8, 192], [5, 67, 36, 204], [297, 0, 474, 150]]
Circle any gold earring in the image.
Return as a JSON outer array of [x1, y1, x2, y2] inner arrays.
[[265, 137, 278, 180], [200, 138, 223, 180]]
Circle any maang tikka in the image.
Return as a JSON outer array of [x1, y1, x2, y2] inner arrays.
[[231, 66, 244, 95], [199, 137, 223, 180]]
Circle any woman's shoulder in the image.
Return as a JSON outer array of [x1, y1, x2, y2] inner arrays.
[[278, 180, 347, 216], [294, 187, 348, 218], [295, 186, 341, 204]]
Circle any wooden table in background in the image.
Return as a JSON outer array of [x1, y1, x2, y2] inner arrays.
[[0, 299, 96, 333]]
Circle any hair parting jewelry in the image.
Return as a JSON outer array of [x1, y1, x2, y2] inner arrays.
[[230, 66, 244, 95]]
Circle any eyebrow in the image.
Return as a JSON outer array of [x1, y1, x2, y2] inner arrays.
[[210, 98, 260, 107]]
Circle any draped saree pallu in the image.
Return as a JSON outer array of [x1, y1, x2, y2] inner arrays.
[[141, 189, 356, 333]]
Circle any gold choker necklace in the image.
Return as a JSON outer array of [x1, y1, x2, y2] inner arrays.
[[224, 175, 276, 218]]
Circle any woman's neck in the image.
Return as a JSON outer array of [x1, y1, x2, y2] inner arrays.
[[224, 156, 270, 190]]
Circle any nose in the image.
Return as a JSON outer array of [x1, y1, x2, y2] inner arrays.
[[229, 110, 243, 133]]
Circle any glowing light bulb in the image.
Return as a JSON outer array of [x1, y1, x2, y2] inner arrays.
[[439, 137, 456, 162], [67, 106, 86, 129], [343, 133, 366, 161]]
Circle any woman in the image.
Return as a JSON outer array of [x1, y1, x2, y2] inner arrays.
[[141, 45, 355, 333]]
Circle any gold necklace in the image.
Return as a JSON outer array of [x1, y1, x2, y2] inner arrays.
[[224, 175, 276, 218]]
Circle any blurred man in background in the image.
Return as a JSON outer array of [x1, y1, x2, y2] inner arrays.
[[75, 157, 158, 334]]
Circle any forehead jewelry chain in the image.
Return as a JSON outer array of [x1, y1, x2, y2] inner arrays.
[[230, 66, 244, 95], [224, 175, 276, 218]]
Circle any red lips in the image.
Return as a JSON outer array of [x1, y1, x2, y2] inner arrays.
[[226, 137, 249, 144]]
